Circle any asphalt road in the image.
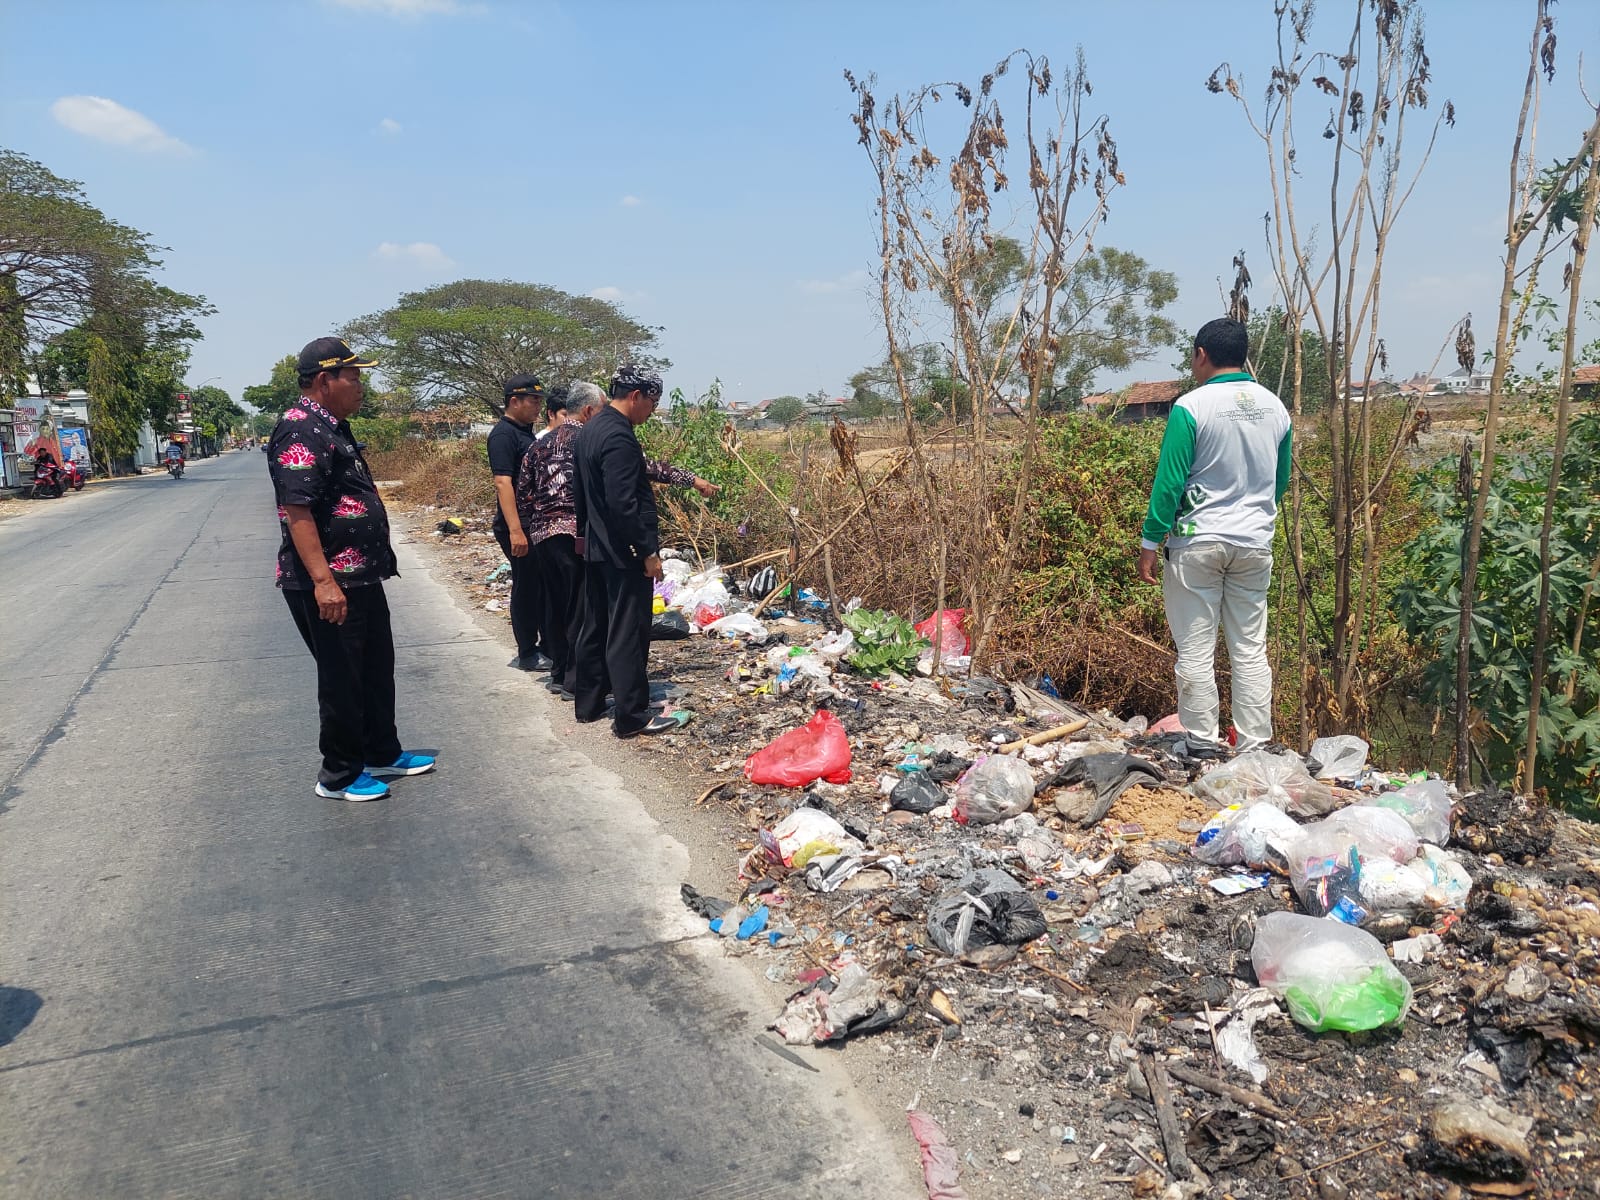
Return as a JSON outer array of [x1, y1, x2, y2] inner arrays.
[[0, 452, 914, 1199]]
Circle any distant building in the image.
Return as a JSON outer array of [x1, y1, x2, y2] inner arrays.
[[1573, 364, 1600, 400], [1079, 379, 1185, 423], [1440, 366, 1493, 394]]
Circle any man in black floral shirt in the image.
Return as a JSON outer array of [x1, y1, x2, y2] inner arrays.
[[268, 337, 435, 802]]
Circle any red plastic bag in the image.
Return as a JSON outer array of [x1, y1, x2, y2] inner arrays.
[[914, 609, 968, 658], [693, 603, 726, 628], [744, 709, 853, 787]]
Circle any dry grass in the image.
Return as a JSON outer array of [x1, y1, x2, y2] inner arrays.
[[367, 438, 494, 514]]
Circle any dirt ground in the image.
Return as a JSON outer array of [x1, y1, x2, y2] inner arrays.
[[397, 498, 1600, 1200]]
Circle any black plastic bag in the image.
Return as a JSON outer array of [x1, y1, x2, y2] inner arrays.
[[890, 772, 944, 814], [650, 611, 692, 641]]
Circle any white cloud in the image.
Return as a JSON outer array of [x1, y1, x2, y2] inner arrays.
[[797, 269, 868, 295], [374, 241, 454, 268], [619, 195, 642, 207], [324, 0, 466, 15], [588, 286, 646, 304], [376, 117, 403, 135], [50, 95, 190, 154]]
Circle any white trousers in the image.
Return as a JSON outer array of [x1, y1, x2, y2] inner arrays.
[[1162, 541, 1274, 750]]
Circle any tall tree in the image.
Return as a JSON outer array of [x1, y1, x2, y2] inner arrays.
[[188, 384, 245, 440], [241, 355, 301, 416], [342, 279, 665, 415]]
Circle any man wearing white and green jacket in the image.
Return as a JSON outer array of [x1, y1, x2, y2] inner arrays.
[[1137, 318, 1292, 750]]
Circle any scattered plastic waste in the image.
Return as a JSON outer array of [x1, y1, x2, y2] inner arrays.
[[907, 1110, 971, 1200], [761, 807, 858, 867], [1041, 752, 1164, 828], [927, 868, 1047, 959], [1251, 911, 1412, 1032], [1308, 734, 1371, 781], [650, 610, 692, 641], [1193, 801, 1303, 869], [1289, 806, 1420, 922], [703, 612, 769, 642], [952, 755, 1035, 825], [744, 710, 854, 787], [1192, 749, 1336, 817], [1209, 871, 1272, 896], [771, 963, 908, 1045], [890, 772, 945, 814], [1360, 778, 1453, 845], [735, 905, 770, 940]]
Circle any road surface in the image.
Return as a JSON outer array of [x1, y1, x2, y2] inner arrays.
[[0, 453, 914, 1198]]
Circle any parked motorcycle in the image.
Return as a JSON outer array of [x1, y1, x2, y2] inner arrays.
[[60, 460, 86, 491], [28, 461, 65, 499]]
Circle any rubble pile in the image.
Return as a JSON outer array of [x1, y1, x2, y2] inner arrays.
[[417, 514, 1600, 1200]]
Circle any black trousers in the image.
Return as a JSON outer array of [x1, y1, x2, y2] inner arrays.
[[532, 534, 584, 681], [285, 584, 402, 788], [573, 562, 652, 735], [494, 527, 544, 660]]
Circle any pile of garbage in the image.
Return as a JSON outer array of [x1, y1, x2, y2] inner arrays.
[[427, 524, 1600, 1200]]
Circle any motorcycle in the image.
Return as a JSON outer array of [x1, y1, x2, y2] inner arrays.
[[166, 456, 185, 479], [60, 460, 87, 491], [28, 460, 65, 499]]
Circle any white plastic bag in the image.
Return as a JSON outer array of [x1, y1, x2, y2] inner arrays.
[[1361, 779, 1452, 845], [1193, 801, 1304, 868], [1405, 844, 1472, 910], [703, 612, 769, 643], [1309, 735, 1370, 781], [1192, 750, 1335, 817], [952, 755, 1035, 825], [812, 629, 856, 660], [661, 558, 694, 584], [1251, 911, 1412, 1032], [762, 807, 859, 867]]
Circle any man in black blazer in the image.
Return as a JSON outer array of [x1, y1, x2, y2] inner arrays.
[[571, 365, 678, 738]]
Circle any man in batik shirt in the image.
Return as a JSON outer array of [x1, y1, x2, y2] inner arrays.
[[268, 337, 435, 802]]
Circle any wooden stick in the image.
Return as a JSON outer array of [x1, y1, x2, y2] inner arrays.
[[694, 781, 731, 806], [1139, 1052, 1203, 1185], [822, 545, 842, 622], [1278, 1137, 1396, 1181], [723, 549, 791, 571], [998, 718, 1089, 754], [1164, 1062, 1291, 1121]]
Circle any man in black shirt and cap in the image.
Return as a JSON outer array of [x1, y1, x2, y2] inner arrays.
[[488, 374, 551, 671], [572, 365, 678, 738], [269, 337, 436, 801]]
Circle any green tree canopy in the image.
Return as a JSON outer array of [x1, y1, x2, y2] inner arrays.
[[2, 150, 211, 463], [765, 395, 808, 426], [241, 355, 300, 416], [188, 384, 244, 439], [341, 279, 666, 415]]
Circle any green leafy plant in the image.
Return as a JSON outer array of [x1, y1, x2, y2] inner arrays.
[[841, 607, 928, 676], [1392, 413, 1600, 814]]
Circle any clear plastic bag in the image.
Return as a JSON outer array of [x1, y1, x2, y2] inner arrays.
[[1193, 801, 1304, 868], [703, 612, 769, 642], [1308, 735, 1370, 781], [1251, 911, 1412, 1032], [812, 629, 856, 660], [1192, 749, 1336, 817], [761, 806, 858, 866], [1360, 779, 1452, 845], [952, 755, 1035, 825], [1288, 806, 1420, 923]]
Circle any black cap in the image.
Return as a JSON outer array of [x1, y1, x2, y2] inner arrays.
[[503, 373, 544, 400], [297, 337, 378, 375]]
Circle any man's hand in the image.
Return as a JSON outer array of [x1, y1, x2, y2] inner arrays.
[[643, 553, 664, 581], [314, 577, 348, 625], [693, 477, 722, 499], [509, 529, 529, 557], [1137, 547, 1162, 586]]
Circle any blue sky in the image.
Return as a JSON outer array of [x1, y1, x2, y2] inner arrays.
[[5, 0, 1598, 408]]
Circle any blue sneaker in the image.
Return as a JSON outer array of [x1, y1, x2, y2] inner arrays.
[[366, 751, 436, 778], [315, 772, 391, 802]]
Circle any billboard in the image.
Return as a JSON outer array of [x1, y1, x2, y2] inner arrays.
[[12, 400, 61, 471], [59, 427, 90, 465]]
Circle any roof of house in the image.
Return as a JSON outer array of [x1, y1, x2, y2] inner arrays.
[[1080, 379, 1185, 409], [1574, 365, 1600, 385]]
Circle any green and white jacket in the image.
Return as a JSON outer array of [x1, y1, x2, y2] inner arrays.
[[1140, 371, 1292, 552]]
